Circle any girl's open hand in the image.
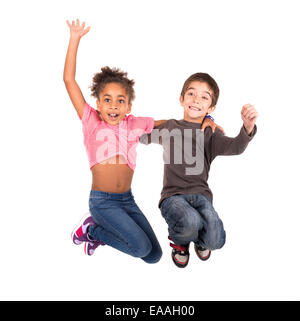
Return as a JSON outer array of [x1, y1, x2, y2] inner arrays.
[[201, 117, 225, 134], [66, 19, 91, 38]]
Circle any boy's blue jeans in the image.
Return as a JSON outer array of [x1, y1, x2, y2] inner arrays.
[[160, 194, 226, 250], [88, 189, 162, 264]]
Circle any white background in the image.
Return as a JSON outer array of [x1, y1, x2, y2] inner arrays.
[[0, 0, 299, 300]]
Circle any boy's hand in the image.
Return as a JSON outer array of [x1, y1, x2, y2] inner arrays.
[[241, 104, 258, 135], [66, 19, 91, 39], [201, 118, 225, 134]]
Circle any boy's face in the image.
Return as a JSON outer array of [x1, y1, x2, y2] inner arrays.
[[180, 81, 216, 123], [96, 82, 132, 125]]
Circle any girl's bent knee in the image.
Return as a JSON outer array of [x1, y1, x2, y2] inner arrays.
[[143, 248, 163, 264], [131, 239, 152, 258]]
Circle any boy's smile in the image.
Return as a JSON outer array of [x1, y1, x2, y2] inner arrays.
[[97, 82, 132, 125], [180, 81, 216, 123]]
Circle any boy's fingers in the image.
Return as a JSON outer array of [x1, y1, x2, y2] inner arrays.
[[241, 104, 253, 113], [248, 112, 258, 120], [243, 110, 252, 118], [66, 20, 71, 27], [243, 105, 256, 116], [245, 110, 258, 119], [242, 107, 256, 118]]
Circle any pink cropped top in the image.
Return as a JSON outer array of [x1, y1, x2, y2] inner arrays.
[[81, 103, 154, 171]]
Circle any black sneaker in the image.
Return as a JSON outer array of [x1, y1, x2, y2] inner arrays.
[[169, 237, 190, 268], [194, 243, 211, 261]]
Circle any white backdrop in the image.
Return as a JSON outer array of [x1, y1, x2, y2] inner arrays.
[[1, 0, 299, 300]]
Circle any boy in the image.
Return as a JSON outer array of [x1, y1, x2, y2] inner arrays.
[[140, 73, 258, 268]]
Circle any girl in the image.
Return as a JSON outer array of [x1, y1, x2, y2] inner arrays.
[[64, 19, 164, 263], [63, 19, 217, 263]]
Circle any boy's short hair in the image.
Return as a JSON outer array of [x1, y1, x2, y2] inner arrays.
[[181, 73, 219, 107], [90, 66, 135, 103]]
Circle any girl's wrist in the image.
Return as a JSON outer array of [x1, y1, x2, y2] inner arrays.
[[69, 34, 81, 42], [204, 115, 214, 122]]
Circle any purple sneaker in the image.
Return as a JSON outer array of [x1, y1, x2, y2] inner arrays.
[[84, 238, 105, 256], [71, 214, 95, 245]]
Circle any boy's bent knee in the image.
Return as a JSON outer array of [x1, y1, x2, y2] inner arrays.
[[206, 229, 226, 250], [172, 212, 201, 242]]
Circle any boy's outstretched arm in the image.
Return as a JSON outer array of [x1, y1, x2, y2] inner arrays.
[[211, 104, 258, 158], [63, 19, 91, 119]]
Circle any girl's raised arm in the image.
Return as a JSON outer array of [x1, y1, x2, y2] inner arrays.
[[63, 19, 91, 119]]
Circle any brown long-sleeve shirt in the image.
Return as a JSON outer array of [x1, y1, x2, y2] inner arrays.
[[140, 119, 257, 207]]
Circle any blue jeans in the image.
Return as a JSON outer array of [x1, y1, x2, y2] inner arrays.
[[88, 189, 162, 264], [160, 194, 226, 250]]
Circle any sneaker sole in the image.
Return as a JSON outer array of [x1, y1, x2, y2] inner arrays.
[[84, 242, 89, 255]]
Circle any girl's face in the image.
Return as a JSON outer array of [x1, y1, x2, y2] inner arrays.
[[180, 81, 215, 123], [97, 82, 132, 125]]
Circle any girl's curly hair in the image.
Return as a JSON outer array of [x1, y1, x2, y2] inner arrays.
[[90, 66, 135, 103]]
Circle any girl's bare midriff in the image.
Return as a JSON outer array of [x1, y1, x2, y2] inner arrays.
[[91, 155, 133, 193]]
